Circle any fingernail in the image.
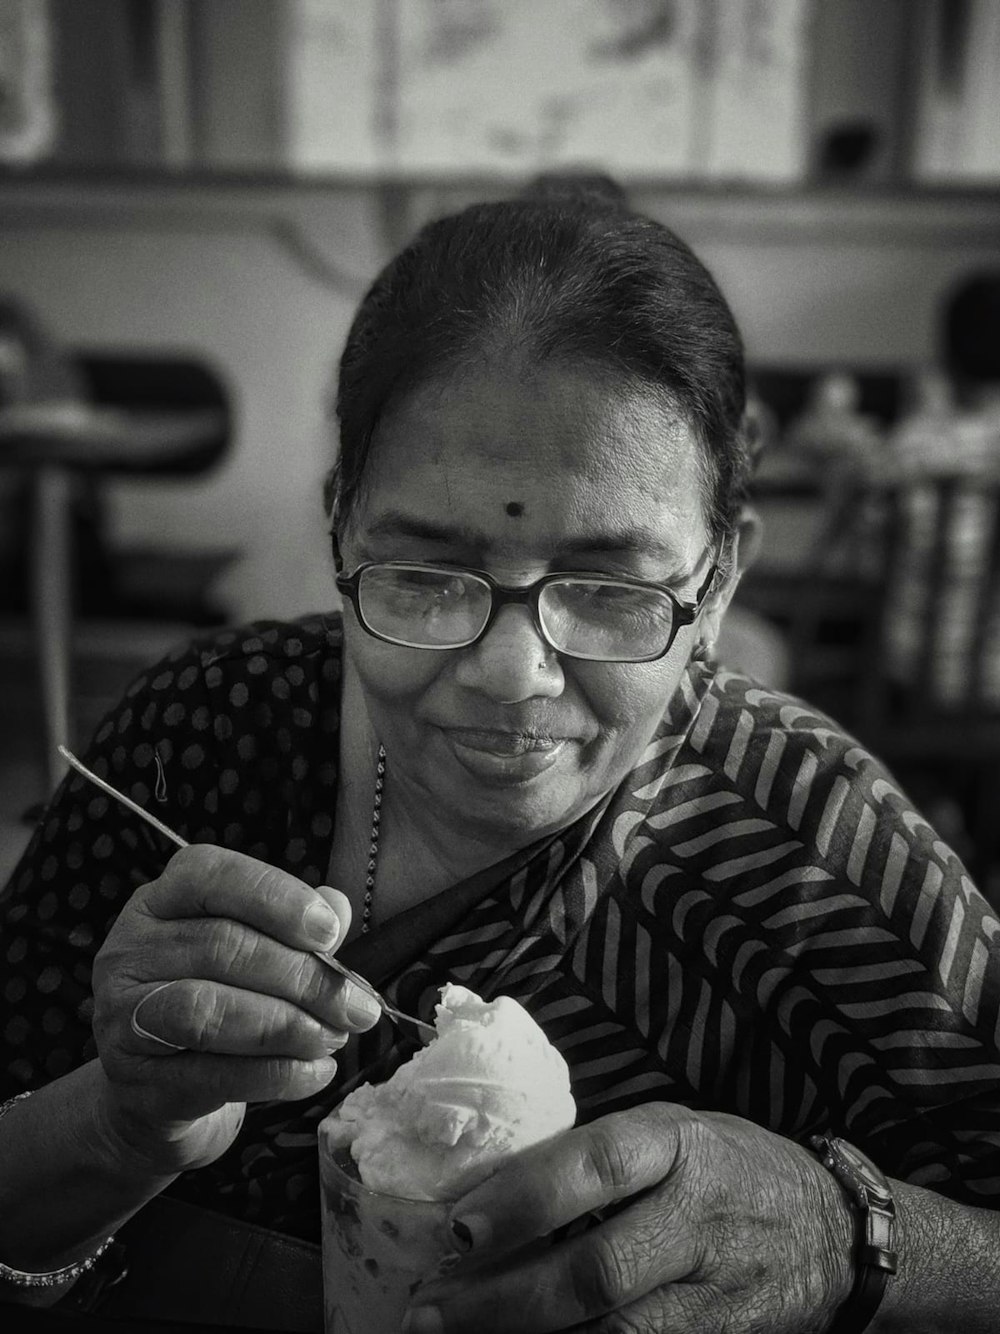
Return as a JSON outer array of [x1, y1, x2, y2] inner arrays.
[[319, 1026, 348, 1052], [304, 900, 340, 948], [401, 1307, 442, 1334], [449, 1213, 490, 1252], [344, 984, 382, 1028]]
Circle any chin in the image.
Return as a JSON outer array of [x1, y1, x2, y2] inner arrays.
[[434, 764, 587, 843], [457, 796, 576, 845]]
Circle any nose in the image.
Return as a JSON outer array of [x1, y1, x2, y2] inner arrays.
[[452, 603, 565, 703]]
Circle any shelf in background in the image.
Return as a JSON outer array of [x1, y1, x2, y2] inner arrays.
[[2, 171, 1000, 293]]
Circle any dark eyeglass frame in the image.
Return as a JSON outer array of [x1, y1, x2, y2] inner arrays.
[[335, 557, 718, 663]]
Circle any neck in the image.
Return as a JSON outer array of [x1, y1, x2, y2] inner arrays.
[[335, 667, 537, 921], [379, 764, 524, 895]]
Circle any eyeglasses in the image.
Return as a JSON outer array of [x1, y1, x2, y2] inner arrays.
[[335, 558, 717, 663]]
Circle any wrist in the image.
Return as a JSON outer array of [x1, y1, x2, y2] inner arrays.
[[810, 1141, 856, 1323], [0, 1066, 169, 1281], [85, 1064, 178, 1184], [91, 1064, 231, 1180], [810, 1135, 898, 1334]]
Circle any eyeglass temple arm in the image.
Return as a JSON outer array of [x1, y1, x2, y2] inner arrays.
[[695, 559, 720, 604]]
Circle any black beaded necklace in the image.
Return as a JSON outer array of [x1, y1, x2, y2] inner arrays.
[[361, 744, 386, 934]]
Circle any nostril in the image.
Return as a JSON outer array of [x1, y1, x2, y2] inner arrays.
[[453, 612, 565, 701]]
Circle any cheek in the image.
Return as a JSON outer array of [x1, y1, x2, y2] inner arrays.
[[343, 621, 445, 705], [575, 653, 691, 745]]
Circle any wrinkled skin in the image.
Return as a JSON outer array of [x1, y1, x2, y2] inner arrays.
[[336, 360, 743, 892], [406, 1103, 855, 1334], [333, 360, 849, 1333], [91, 844, 377, 1175]]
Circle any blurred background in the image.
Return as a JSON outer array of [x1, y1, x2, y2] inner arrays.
[[1, 0, 1000, 893]]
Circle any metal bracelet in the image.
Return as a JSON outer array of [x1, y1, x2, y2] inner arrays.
[[0, 1089, 117, 1288]]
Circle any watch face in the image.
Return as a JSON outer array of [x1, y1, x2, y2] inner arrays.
[[830, 1137, 892, 1201]]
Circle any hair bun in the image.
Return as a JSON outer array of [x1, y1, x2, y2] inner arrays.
[[519, 171, 629, 212]]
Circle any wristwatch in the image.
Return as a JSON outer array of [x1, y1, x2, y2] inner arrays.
[[810, 1135, 897, 1334]]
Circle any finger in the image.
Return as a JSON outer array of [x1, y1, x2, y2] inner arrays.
[[125, 916, 382, 1032], [446, 1104, 694, 1255], [567, 1281, 724, 1334], [410, 1188, 699, 1334], [316, 883, 353, 938], [126, 977, 353, 1058], [142, 845, 351, 953], [130, 982, 188, 1051], [132, 1052, 341, 1119]]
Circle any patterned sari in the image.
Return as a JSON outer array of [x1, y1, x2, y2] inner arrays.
[[3, 613, 1000, 1244]]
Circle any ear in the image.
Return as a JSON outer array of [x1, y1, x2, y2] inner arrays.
[[330, 528, 344, 573], [696, 504, 762, 651]]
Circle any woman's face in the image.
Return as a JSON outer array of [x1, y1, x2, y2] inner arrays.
[[337, 358, 721, 846]]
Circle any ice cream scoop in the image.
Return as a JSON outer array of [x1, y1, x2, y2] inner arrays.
[[320, 983, 576, 1201]]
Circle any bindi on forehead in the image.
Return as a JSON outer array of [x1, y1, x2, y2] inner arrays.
[[504, 500, 525, 517]]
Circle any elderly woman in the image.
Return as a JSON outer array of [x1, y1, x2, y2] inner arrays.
[[2, 181, 999, 1334]]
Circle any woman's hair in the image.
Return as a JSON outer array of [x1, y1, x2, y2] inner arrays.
[[329, 176, 749, 549]]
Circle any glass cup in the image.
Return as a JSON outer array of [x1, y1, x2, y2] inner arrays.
[[320, 1145, 459, 1334]]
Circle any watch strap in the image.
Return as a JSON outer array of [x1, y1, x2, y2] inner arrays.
[[811, 1136, 897, 1334]]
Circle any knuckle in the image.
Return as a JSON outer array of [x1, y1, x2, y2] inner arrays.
[[583, 1277, 690, 1334], [262, 1056, 336, 1099], [167, 841, 218, 883], [679, 1281, 731, 1331], [172, 978, 225, 1049], [240, 858, 306, 916], [577, 1233, 632, 1313], [283, 950, 327, 1010], [256, 1001, 307, 1053], [586, 1122, 638, 1198], [204, 917, 258, 974], [171, 844, 268, 913]]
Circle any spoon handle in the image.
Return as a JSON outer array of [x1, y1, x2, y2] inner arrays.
[[57, 746, 435, 1041], [313, 950, 436, 1039], [59, 746, 188, 849]]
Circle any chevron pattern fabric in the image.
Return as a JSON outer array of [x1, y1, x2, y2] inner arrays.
[[387, 670, 1000, 1197], [3, 615, 998, 1242]]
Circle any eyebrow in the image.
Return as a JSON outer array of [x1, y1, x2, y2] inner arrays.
[[362, 511, 695, 577]]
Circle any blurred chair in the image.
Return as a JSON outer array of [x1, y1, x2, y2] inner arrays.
[[788, 471, 1000, 891], [0, 297, 231, 794]]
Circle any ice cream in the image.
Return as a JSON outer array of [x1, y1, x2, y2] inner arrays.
[[320, 983, 576, 1202]]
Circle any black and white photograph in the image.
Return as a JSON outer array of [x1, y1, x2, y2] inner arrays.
[[2, 3, 1000, 1332]]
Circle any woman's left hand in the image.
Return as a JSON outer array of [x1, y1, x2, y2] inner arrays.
[[406, 1103, 856, 1333]]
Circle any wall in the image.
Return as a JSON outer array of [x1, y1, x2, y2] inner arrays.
[[1, 176, 999, 623]]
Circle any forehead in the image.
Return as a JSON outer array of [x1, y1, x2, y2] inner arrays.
[[354, 360, 709, 559]]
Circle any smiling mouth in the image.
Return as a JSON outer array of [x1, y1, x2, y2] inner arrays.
[[444, 728, 566, 757]]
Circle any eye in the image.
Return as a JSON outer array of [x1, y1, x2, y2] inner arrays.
[[406, 569, 472, 597], [555, 581, 672, 623]]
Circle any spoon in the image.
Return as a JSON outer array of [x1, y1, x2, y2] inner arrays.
[[57, 745, 437, 1040]]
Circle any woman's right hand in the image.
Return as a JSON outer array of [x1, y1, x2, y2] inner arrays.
[[89, 844, 380, 1177]]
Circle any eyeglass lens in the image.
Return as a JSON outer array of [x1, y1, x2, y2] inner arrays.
[[357, 566, 677, 658], [359, 566, 491, 646]]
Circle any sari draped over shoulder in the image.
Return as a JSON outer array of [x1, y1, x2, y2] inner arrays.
[[5, 613, 1000, 1244]]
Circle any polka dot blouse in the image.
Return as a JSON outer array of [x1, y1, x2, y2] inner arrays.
[[1, 615, 368, 1237]]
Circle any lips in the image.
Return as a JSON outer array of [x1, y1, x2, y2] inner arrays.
[[440, 727, 573, 782], [444, 728, 565, 757]]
